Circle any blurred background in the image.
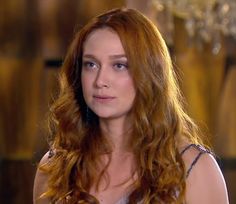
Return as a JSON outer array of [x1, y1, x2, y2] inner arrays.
[[0, 0, 235, 203]]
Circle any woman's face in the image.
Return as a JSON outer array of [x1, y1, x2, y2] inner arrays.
[[81, 28, 136, 121]]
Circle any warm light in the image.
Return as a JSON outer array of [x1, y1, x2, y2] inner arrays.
[[152, 0, 236, 54]]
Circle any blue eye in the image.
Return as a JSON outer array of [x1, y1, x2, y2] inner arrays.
[[114, 63, 128, 70], [83, 61, 97, 69]]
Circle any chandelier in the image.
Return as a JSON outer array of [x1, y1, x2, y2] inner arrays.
[[152, 0, 236, 54]]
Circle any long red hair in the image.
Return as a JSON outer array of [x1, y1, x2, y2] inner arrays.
[[40, 8, 204, 203]]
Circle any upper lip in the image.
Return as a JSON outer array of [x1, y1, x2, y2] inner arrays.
[[93, 95, 115, 99]]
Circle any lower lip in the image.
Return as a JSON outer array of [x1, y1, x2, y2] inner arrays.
[[93, 96, 115, 103]]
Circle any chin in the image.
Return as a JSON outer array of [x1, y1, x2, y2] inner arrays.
[[89, 106, 132, 121], [94, 113, 117, 120], [95, 111, 131, 121]]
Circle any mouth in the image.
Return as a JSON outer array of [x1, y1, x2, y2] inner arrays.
[[93, 95, 116, 102]]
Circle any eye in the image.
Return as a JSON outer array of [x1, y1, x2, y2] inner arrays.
[[82, 61, 98, 69], [113, 62, 128, 70]]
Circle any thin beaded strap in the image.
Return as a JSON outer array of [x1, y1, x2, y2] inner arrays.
[[181, 144, 212, 178], [48, 148, 55, 159]]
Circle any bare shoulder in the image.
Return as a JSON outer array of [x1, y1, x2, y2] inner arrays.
[[181, 145, 229, 204], [33, 151, 51, 204]]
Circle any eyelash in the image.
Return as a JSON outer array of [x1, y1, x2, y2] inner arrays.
[[83, 61, 97, 69], [113, 62, 128, 70]]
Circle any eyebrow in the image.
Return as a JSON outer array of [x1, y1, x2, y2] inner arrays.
[[83, 54, 127, 59]]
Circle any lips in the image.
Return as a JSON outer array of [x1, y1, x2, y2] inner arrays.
[[93, 95, 115, 102]]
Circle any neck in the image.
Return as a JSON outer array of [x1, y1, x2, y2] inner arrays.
[[99, 116, 133, 153]]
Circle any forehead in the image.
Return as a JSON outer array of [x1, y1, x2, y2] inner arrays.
[[83, 28, 125, 55]]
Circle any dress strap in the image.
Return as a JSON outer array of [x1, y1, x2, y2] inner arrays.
[[181, 144, 212, 178], [48, 148, 55, 159]]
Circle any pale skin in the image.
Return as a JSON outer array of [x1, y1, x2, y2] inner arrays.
[[33, 28, 229, 204]]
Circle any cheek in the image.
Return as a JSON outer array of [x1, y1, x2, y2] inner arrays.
[[81, 74, 91, 97], [121, 78, 136, 99]]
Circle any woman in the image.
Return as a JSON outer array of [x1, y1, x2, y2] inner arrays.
[[34, 8, 229, 204]]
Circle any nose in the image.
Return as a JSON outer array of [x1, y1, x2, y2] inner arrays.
[[94, 66, 110, 88]]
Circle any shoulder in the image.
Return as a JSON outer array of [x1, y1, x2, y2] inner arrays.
[[33, 151, 52, 204], [181, 144, 229, 204]]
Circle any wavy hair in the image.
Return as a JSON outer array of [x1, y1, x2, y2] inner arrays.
[[40, 8, 204, 204]]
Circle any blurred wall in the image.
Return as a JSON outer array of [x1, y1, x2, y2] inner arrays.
[[0, 0, 235, 203]]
